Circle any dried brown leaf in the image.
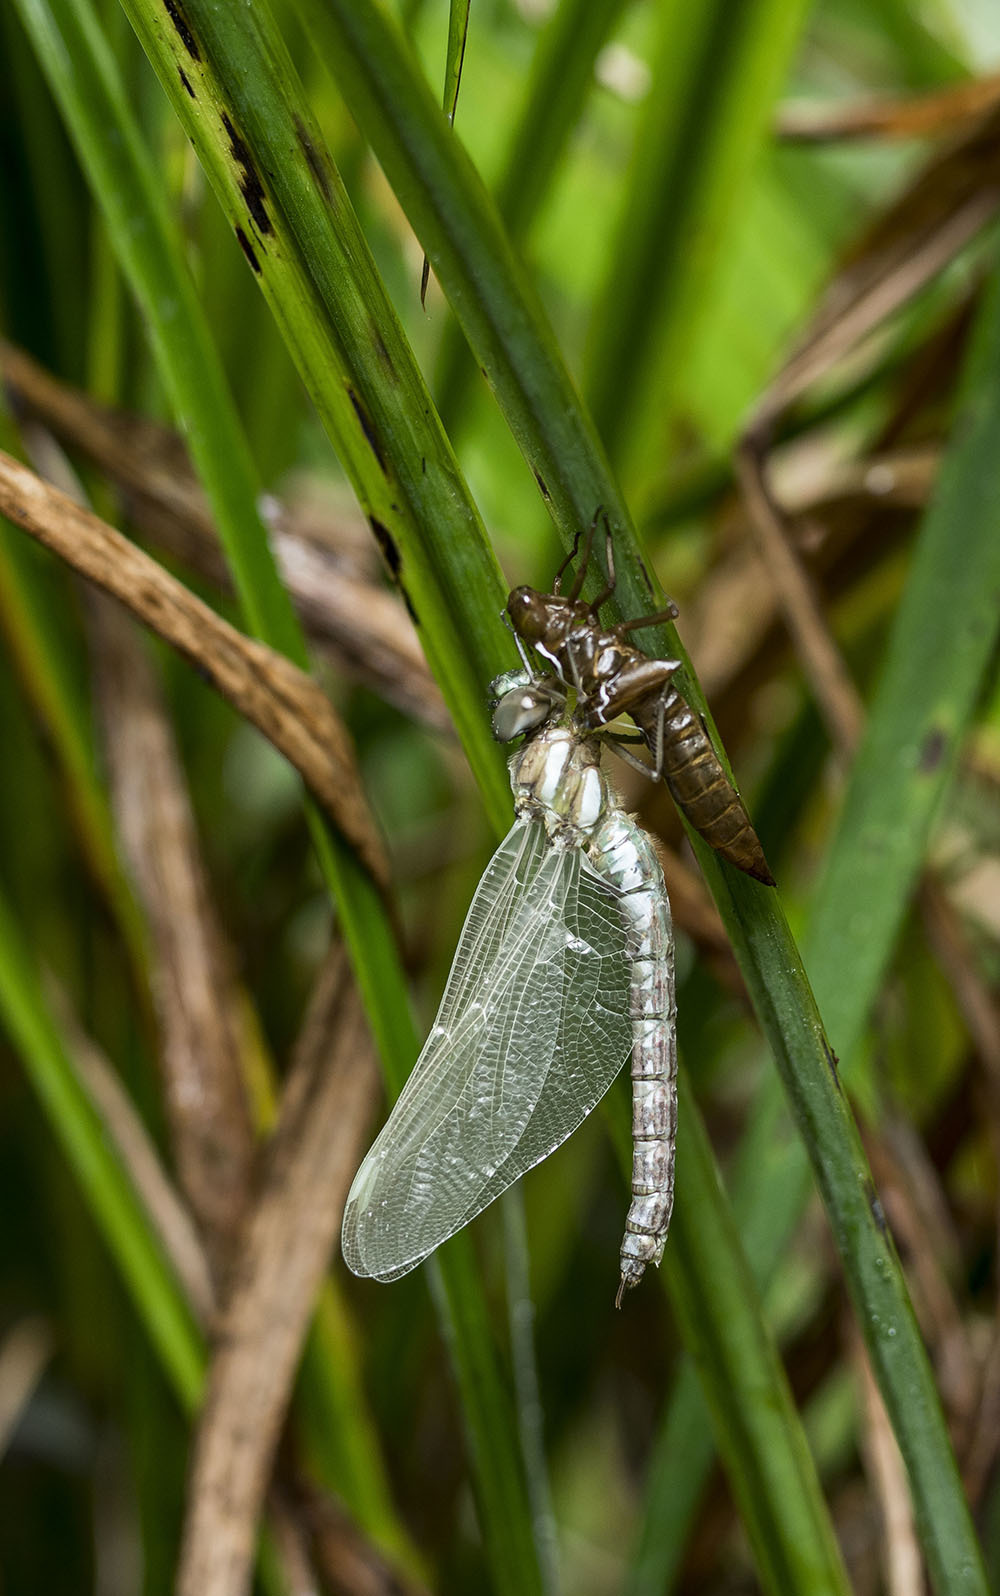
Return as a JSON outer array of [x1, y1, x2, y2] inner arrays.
[[920, 878, 1000, 1109], [0, 448, 389, 890], [753, 107, 1000, 425], [0, 344, 446, 730], [735, 438, 865, 761], [176, 944, 379, 1596], [961, 1326, 1000, 1503], [288, 1476, 431, 1596], [0, 1317, 54, 1458], [777, 73, 1000, 145], [90, 595, 255, 1280], [851, 1323, 925, 1596], [49, 980, 217, 1324], [736, 111, 1000, 757]]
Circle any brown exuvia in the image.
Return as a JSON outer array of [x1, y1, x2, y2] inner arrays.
[[505, 513, 775, 886]]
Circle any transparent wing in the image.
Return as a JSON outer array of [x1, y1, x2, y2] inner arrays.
[[342, 818, 633, 1282]]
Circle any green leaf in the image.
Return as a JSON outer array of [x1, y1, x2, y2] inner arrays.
[[0, 882, 204, 1409], [638, 257, 1000, 1596], [583, 0, 810, 477], [611, 1081, 852, 1596]]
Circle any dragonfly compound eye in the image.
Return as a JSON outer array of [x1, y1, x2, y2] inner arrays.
[[491, 684, 556, 743]]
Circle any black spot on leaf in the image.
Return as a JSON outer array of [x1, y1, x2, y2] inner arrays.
[[349, 390, 387, 474], [234, 226, 261, 274], [221, 113, 273, 235], [164, 0, 200, 59], [369, 517, 400, 576]]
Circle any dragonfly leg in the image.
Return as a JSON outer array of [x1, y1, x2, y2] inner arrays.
[[640, 692, 666, 781], [567, 506, 602, 602], [588, 515, 619, 614], [552, 522, 586, 595], [500, 608, 543, 677], [619, 602, 680, 632], [602, 732, 655, 778]]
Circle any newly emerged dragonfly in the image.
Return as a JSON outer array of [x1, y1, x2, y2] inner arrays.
[[342, 674, 677, 1305], [506, 513, 774, 885]]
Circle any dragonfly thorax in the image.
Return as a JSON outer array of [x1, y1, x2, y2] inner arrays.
[[510, 725, 608, 840]]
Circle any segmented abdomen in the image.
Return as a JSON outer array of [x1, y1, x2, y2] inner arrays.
[[633, 688, 774, 885], [589, 810, 677, 1304]]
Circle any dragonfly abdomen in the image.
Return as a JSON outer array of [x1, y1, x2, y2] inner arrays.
[[589, 812, 677, 1305]]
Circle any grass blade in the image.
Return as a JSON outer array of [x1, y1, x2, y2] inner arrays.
[[583, 0, 809, 474], [74, 0, 547, 1583], [434, 0, 626, 426], [636, 258, 1000, 1593], [298, 12, 990, 1587], [119, 0, 515, 828], [0, 883, 204, 1409], [657, 1080, 850, 1595]]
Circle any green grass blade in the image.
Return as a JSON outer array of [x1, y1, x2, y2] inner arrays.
[[634, 259, 1000, 1594], [13, 0, 303, 661], [120, 0, 513, 832], [0, 883, 204, 1409], [298, 1285, 424, 1567], [297, 0, 644, 576], [0, 525, 145, 968], [583, 0, 809, 473], [434, 0, 625, 426], [655, 1081, 850, 1596], [625, 1360, 714, 1595], [84, 0, 547, 1581], [211, 4, 988, 1585], [706, 865, 987, 1593], [442, 0, 470, 125]]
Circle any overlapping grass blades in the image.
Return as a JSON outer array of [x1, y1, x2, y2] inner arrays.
[[8, 0, 540, 1585], [2, 0, 991, 1588]]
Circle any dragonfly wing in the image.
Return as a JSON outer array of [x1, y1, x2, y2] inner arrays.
[[466, 843, 634, 1216], [342, 820, 633, 1282]]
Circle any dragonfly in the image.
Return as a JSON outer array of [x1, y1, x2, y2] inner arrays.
[[505, 512, 775, 885], [341, 672, 677, 1305]]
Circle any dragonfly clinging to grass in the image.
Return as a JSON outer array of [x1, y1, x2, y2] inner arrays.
[[342, 665, 678, 1305]]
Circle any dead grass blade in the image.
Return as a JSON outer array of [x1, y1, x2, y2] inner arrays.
[[89, 594, 255, 1283], [864, 1117, 976, 1432], [0, 344, 445, 730], [284, 1476, 430, 1596], [49, 979, 216, 1324], [262, 1490, 323, 1596], [738, 107, 1000, 758], [852, 1325, 924, 1596], [0, 448, 389, 890], [176, 943, 379, 1596], [734, 440, 865, 761], [0, 1317, 54, 1457], [683, 442, 935, 705], [751, 106, 1000, 425], [919, 879, 1000, 1111], [961, 1327, 1000, 1505], [778, 72, 1000, 144]]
